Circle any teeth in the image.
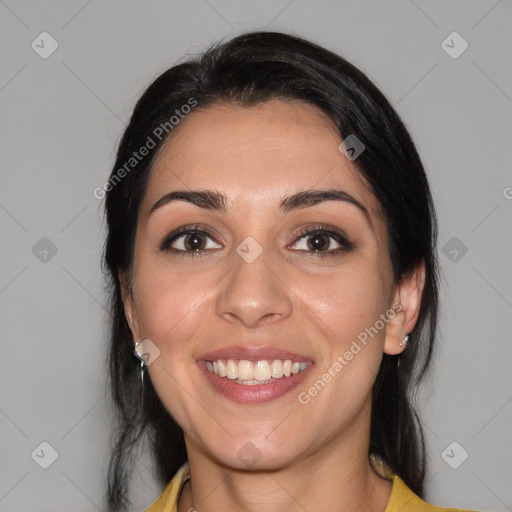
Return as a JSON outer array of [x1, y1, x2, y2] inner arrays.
[[234, 379, 273, 385], [206, 359, 310, 381], [254, 360, 271, 381], [271, 359, 283, 378], [226, 360, 238, 379], [218, 360, 227, 377], [238, 360, 254, 380]]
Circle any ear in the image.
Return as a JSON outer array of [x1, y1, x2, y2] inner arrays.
[[119, 270, 141, 343], [384, 259, 426, 356]]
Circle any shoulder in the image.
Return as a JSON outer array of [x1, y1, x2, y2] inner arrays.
[[389, 474, 482, 512], [144, 461, 189, 512], [370, 454, 481, 512]]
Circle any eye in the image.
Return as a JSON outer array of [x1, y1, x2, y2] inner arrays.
[[160, 223, 354, 258], [160, 225, 222, 256], [289, 224, 354, 256]]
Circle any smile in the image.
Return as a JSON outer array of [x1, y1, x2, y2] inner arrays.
[[198, 359, 314, 403], [205, 358, 311, 383]]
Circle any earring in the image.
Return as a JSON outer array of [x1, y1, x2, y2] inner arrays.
[[134, 341, 146, 391], [399, 334, 409, 347], [397, 334, 409, 368]]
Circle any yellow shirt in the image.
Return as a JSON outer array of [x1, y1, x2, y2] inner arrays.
[[144, 459, 480, 512]]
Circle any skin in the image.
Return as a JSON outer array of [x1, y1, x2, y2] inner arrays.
[[122, 99, 425, 512]]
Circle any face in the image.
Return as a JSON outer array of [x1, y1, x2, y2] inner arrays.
[[123, 99, 417, 470]]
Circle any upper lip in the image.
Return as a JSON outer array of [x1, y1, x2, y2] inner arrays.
[[197, 345, 313, 362]]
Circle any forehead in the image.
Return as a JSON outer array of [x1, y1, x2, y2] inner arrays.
[[143, 99, 382, 221]]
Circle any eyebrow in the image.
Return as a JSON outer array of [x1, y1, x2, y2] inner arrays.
[[149, 188, 373, 229]]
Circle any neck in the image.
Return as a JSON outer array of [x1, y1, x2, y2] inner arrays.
[[177, 412, 393, 512]]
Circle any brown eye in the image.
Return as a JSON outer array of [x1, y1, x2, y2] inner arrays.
[[161, 226, 222, 255], [306, 233, 331, 252], [182, 233, 207, 251], [289, 225, 354, 256]]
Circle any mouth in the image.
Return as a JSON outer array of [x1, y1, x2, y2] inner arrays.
[[204, 358, 312, 382], [196, 346, 314, 403]]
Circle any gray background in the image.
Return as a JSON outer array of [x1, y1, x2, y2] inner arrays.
[[1, 1, 511, 511]]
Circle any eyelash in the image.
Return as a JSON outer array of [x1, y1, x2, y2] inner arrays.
[[160, 223, 354, 258]]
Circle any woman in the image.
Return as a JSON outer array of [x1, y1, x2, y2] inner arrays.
[[103, 31, 479, 512]]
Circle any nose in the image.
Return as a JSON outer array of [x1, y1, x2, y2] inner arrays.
[[215, 245, 293, 328]]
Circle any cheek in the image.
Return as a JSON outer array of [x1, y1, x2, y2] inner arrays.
[[133, 264, 217, 342], [298, 266, 387, 340], [134, 268, 212, 427], [295, 268, 387, 396]]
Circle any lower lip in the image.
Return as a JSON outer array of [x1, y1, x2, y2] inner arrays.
[[197, 361, 313, 404]]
